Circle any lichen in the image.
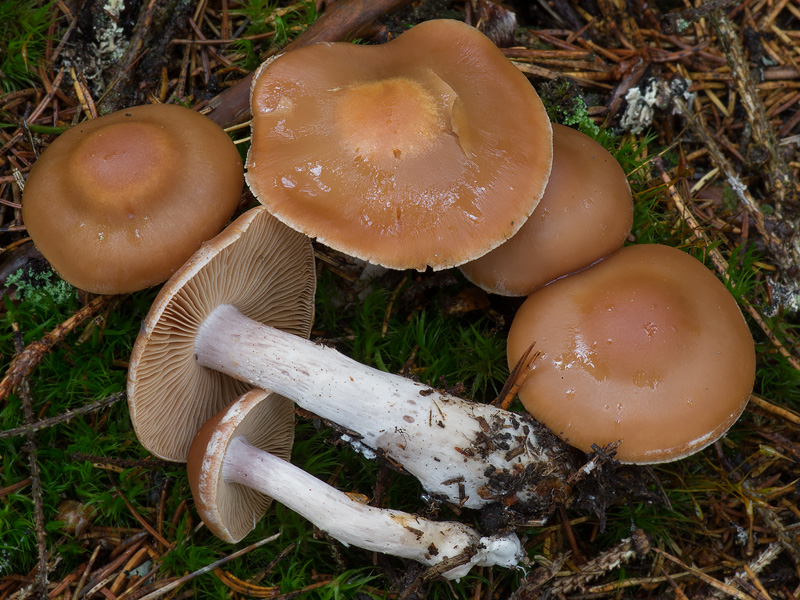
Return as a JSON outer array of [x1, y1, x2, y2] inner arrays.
[[5, 267, 76, 306]]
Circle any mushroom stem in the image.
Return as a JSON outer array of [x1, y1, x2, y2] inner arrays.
[[222, 436, 523, 580], [195, 304, 573, 509]]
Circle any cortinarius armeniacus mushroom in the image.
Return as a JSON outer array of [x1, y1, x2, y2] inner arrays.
[[21, 104, 244, 294], [188, 389, 294, 543], [127, 206, 316, 461], [128, 205, 574, 508], [507, 244, 755, 463], [245, 19, 553, 271], [460, 123, 633, 296], [188, 388, 524, 579]]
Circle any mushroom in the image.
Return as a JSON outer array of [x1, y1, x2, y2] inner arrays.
[[245, 18, 553, 271], [188, 388, 524, 580], [460, 123, 633, 296], [507, 243, 755, 463], [188, 389, 294, 544], [129, 206, 574, 508], [127, 206, 316, 462], [21, 103, 244, 294]]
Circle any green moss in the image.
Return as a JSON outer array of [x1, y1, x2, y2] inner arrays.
[[538, 77, 600, 137], [230, 0, 317, 71], [0, 1, 54, 92]]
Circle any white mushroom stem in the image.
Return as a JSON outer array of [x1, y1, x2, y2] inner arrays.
[[223, 436, 523, 580], [196, 304, 573, 509]]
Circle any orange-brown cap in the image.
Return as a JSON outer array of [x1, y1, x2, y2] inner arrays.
[[507, 244, 755, 463], [127, 206, 315, 462], [21, 104, 244, 294], [188, 388, 294, 543], [460, 124, 633, 295], [246, 19, 552, 271]]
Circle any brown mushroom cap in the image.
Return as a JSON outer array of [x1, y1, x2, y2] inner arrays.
[[507, 244, 755, 464], [460, 124, 633, 296], [188, 388, 294, 543], [246, 19, 552, 271], [127, 206, 315, 462], [21, 104, 244, 294]]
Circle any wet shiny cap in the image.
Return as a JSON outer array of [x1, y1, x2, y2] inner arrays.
[[246, 19, 552, 271], [507, 244, 755, 463], [460, 124, 633, 296], [22, 104, 244, 294]]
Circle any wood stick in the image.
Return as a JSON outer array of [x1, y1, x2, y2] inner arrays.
[[204, 0, 414, 128]]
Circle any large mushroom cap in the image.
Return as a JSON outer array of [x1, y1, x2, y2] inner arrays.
[[188, 388, 294, 543], [507, 244, 755, 464], [127, 206, 315, 462], [21, 103, 244, 294], [460, 123, 633, 295], [246, 18, 552, 271]]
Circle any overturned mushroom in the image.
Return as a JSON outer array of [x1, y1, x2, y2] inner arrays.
[[22, 103, 244, 294], [189, 388, 524, 579], [129, 206, 574, 508], [127, 206, 316, 462], [245, 18, 553, 271], [507, 244, 755, 463], [460, 123, 633, 296]]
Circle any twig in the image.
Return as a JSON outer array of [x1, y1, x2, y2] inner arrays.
[[0, 295, 116, 403], [115, 489, 173, 548], [669, 83, 800, 305], [651, 547, 760, 600], [654, 155, 800, 370], [509, 554, 568, 600], [12, 323, 48, 599], [398, 548, 478, 600], [708, 7, 796, 212], [493, 340, 540, 409], [204, 0, 416, 127], [0, 392, 125, 439], [756, 504, 800, 569], [133, 533, 280, 600], [548, 529, 650, 595], [79, 537, 149, 598], [748, 394, 800, 425]]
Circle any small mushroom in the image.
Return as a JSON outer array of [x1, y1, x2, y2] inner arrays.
[[21, 104, 244, 294], [245, 18, 553, 271], [460, 123, 633, 296], [507, 244, 755, 463], [187, 389, 294, 543], [188, 388, 524, 580], [129, 206, 574, 508], [127, 206, 316, 462]]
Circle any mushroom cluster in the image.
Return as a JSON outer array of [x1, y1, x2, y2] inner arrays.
[[128, 206, 543, 577], [128, 206, 575, 508], [238, 17, 754, 465], [15, 14, 750, 583]]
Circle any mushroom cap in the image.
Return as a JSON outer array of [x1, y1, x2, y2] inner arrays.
[[127, 206, 315, 462], [188, 388, 294, 543], [460, 123, 633, 296], [21, 104, 244, 294], [246, 19, 552, 271], [507, 244, 755, 464]]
